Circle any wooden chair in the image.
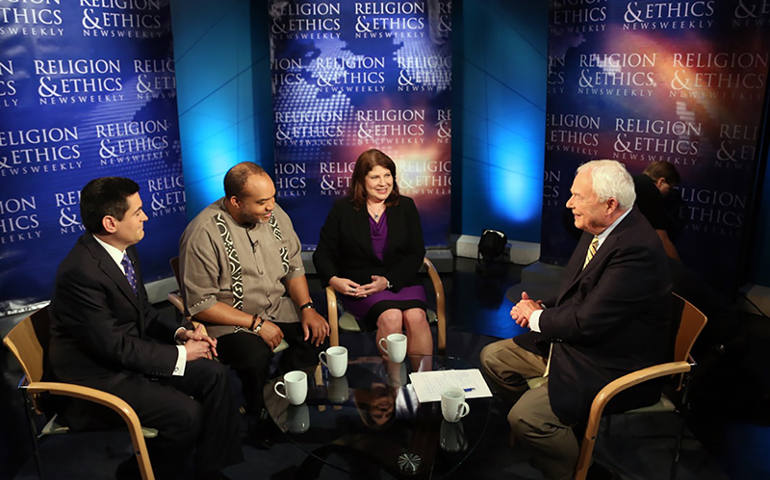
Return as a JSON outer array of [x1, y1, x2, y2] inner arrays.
[[166, 256, 186, 319], [573, 292, 708, 480], [3, 307, 155, 480], [168, 257, 288, 352], [325, 256, 447, 354], [167, 256, 194, 325]]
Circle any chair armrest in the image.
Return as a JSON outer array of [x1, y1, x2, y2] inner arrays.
[[423, 257, 446, 354], [574, 361, 692, 480], [588, 361, 692, 425], [675, 353, 697, 391], [26, 381, 140, 429], [326, 286, 339, 347], [167, 291, 185, 315], [25, 381, 154, 480], [167, 291, 209, 337]]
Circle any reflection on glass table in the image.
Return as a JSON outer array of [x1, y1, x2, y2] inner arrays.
[[263, 354, 491, 479]]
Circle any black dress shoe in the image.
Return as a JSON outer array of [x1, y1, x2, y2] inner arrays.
[[248, 431, 274, 449], [195, 470, 232, 480], [115, 456, 141, 480], [586, 462, 620, 480], [245, 415, 280, 449]]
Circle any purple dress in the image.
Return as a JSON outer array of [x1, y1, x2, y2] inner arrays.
[[340, 212, 427, 327]]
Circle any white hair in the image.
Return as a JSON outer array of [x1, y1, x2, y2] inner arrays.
[[576, 160, 636, 209]]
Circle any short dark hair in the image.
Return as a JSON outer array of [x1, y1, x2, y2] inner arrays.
[[80, 177, 140, 234], [349, 149, 400, 209], [643, 161, 681, 186], [224, 162, 267, 199]]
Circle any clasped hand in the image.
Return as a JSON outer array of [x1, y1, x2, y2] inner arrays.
[[182, 323, 218, 361], [509, 291, 543, 329], [330, 275, 388, 298]]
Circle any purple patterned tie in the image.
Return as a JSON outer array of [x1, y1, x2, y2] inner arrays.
[[121, 253, 138, 295]]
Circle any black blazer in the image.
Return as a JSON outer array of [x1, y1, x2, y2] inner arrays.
[[313, 196, 425, 291], [515, 208, 673, 425], [49, 234, 179, 388]]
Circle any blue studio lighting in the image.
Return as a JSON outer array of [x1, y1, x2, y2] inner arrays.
[[489, 141, 543, 224], [179, 113, 241, 218], [458, 1, 547, 243]]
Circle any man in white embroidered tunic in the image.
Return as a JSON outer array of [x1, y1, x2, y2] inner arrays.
[[179, 162, 330, 417]]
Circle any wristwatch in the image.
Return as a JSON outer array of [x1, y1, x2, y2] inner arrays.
[[299, 301, 314, 311]]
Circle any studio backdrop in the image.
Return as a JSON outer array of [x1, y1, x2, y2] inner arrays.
[[0, 1, 185, 315], [268, 0, 453, 248], [542, 0, 770, 290]]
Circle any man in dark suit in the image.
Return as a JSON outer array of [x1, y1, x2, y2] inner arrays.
[[480, 160, 672, 479], [49, 177, 242, 479]]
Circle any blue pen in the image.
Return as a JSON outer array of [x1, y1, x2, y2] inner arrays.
[[463, 387, 475, 392]]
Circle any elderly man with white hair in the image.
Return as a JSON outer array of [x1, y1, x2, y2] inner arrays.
[[480, 160, 672, 479]]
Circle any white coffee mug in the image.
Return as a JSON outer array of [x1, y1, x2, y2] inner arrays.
[[440, 419, 468, 452], [318, 345, 348, 377], [285, 404, 310, 434], [327, 375, 349, 404], [378, 333, 407, 363], [441, 387, 470, 423], [274, 370, 308, 405]]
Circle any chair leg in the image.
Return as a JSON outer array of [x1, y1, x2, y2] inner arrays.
[[669, 375, 695, 479], [673, 374, 694, 465], [673, 414, 685, 464], [22, 392, 44, 479], [669, 425, 683, 480]]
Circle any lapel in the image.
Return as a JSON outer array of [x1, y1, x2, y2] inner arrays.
[[353, 203, 377, 260], [82, 235, 143, 317], [555, 212, 629, 305], [556, 233, 590, 305]]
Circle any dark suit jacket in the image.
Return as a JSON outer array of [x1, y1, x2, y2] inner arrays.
[[50, 234, 179, 388], [515, 208, 672, 425], [313, 196, 425, 291]]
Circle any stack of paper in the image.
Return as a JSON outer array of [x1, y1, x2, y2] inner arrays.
[[408, 368, 493, 403]]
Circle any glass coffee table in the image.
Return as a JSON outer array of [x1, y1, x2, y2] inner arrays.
[[263, 354, 492, 479]]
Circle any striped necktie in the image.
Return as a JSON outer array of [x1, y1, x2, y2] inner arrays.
[[583, 236, 600, 269], [121, 252, 138, 295]]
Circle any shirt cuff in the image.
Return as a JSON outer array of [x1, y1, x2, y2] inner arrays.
[[187, 295, 217, 317], [284, 266, 305, 281], [173, 345, 186, 376], [173, 327, 187, 345], [529, 309, 543, 333]]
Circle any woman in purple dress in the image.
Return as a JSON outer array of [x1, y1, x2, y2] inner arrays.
[[313, 149, 433, 356]]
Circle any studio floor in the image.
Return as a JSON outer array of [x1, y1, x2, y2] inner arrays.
[[2, 257, 769, 479]]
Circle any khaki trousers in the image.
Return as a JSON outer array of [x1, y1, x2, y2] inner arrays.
[[480, 339, 579, 480]]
